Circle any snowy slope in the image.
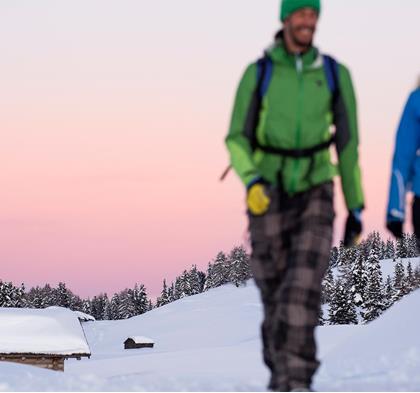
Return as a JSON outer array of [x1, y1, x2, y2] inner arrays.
[[0, 280, 419, 391]]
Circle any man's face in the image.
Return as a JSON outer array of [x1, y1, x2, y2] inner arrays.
[[284, 7, 318, 48]]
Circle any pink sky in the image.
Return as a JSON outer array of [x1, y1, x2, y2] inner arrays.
[[1, 1, 420, 298]]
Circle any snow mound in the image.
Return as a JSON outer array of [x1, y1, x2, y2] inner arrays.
[[315, 289, 420, 391]]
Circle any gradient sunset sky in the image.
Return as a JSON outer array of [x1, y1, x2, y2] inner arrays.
[[1, 0, 420, 298]]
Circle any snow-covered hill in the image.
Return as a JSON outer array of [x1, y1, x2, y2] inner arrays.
[[0, 260, 420, 391]]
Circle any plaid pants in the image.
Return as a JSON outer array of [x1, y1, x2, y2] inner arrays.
[[248, 181, 334, 391]]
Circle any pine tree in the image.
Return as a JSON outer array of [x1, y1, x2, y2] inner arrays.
[[91, 293, 110, 320], [0, 281, 25, 308], [156, 279, 170, 307], [396, 237, 408, 259], [321, 267, 334, 304], [131, 284, 149, 315], [54, 282, 74, 308], [329, 246, 339, 268], [384, 239, 395, 260], [362, 249, 385, 323], [406, 261, 414, 294], [405, 233, 418, 258], [350, 251, 367, 307], [187, 265, 204, 295], [81, 299, 92, 316], [414, 266, 420, 289], [26, 286, 45, 308], [383, 275, 395, 310], [328, 278, 358, 325], [228, 246, 251, 287], [205, 252, 228, 289], [318, 307, 325, 326], [117, 289, 137, 319], [393, 258, 406, 301]]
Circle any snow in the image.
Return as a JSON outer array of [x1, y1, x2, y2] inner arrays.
[[127, 336, 154, 344], [0, 279, 419, 391], [74, 311, 96, 322], [379, 257, 420, 278], [0, 307, 91, 356]]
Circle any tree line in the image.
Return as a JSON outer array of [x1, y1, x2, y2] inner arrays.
[[0, 245, 251, 320], [1, 234, 419, 324]]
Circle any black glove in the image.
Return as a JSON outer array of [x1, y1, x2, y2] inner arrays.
[[344, 209, 363, 247], [386, 220, 403, 239]]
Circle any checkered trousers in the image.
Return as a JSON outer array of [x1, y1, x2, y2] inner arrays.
[[248, 181, 334, 391]]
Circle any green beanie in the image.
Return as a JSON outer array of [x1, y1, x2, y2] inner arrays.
[[280, 0, 321, 21]]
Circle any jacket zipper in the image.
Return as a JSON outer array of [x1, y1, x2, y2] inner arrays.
[[290, 54, 303, 194]]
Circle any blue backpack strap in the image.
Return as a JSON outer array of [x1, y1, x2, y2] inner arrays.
[[323, 54, 339, 97], [256, 55, 274, 98]]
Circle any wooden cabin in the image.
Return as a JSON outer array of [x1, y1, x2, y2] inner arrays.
[[0, 307, 91, 372], [124, 336, 155, 349]]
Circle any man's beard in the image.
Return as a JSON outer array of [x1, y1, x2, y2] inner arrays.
[[290, 26, 315, 49]]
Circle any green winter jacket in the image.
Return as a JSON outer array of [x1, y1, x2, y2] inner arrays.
[[225, 41, 364, 210]]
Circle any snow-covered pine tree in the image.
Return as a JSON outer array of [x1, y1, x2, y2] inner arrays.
[[53, 282, 74, 309], [350, 250, 367, 307], [131, 283, 149, 315], [197, 270, 206, 293], [362, 248, 385, 323], [91, 293, 110, 320], [109, 293, 121, 320], [336, 241, 347, 267], [328, 278, 358, 325], [116, 289, 137, 319], [396, 237, 408, 259], [204, 262, 214, 291], [406, 261, 415, 294], [329, 246, 339, 268], [318, 306, 325, 326], [0, 281, 25, 308], [383, 275, 395, 310], [405, 233, 418, 258], [167, 282, 175, 303], [40, 284, 56, 307], [227, 245, 251, 287], [187, 265, 204, 295], [384, 239, 396, 260], [156, 279, 170, 307], [25, 286, 45, 308], [414, 265, 420, 289], [81, 299, 92, 315], [174, 271, 192, 299], [205, 252, 228, 289], [393, 258, 406, 301], [321, 267, 334, 304]]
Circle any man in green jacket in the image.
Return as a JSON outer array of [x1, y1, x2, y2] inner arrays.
[[225, 0, 364, 391]]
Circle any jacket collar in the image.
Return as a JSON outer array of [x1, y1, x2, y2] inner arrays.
[[267, 30, 321, 69]]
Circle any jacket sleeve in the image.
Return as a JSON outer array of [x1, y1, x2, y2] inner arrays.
[[334, 64, 365, 211], [387, 91, 420, 221], [225, 63, 259, 187]]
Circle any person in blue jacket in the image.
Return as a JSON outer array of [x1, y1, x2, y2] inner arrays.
[[387, 88, 420, 244]]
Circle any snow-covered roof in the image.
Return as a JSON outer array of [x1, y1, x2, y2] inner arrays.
[[126, 336, 154, 344], [46, 306, 96, 323], [0, 307, 91, 356], [74, 310, 96, 322]]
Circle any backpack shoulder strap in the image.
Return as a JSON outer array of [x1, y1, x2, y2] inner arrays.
[[244, 54, 274, 150], [256, 55, 274, 98], [323, 54, 340, 101]]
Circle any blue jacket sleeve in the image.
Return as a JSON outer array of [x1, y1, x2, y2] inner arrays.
[[387, 90, 420, 221]]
